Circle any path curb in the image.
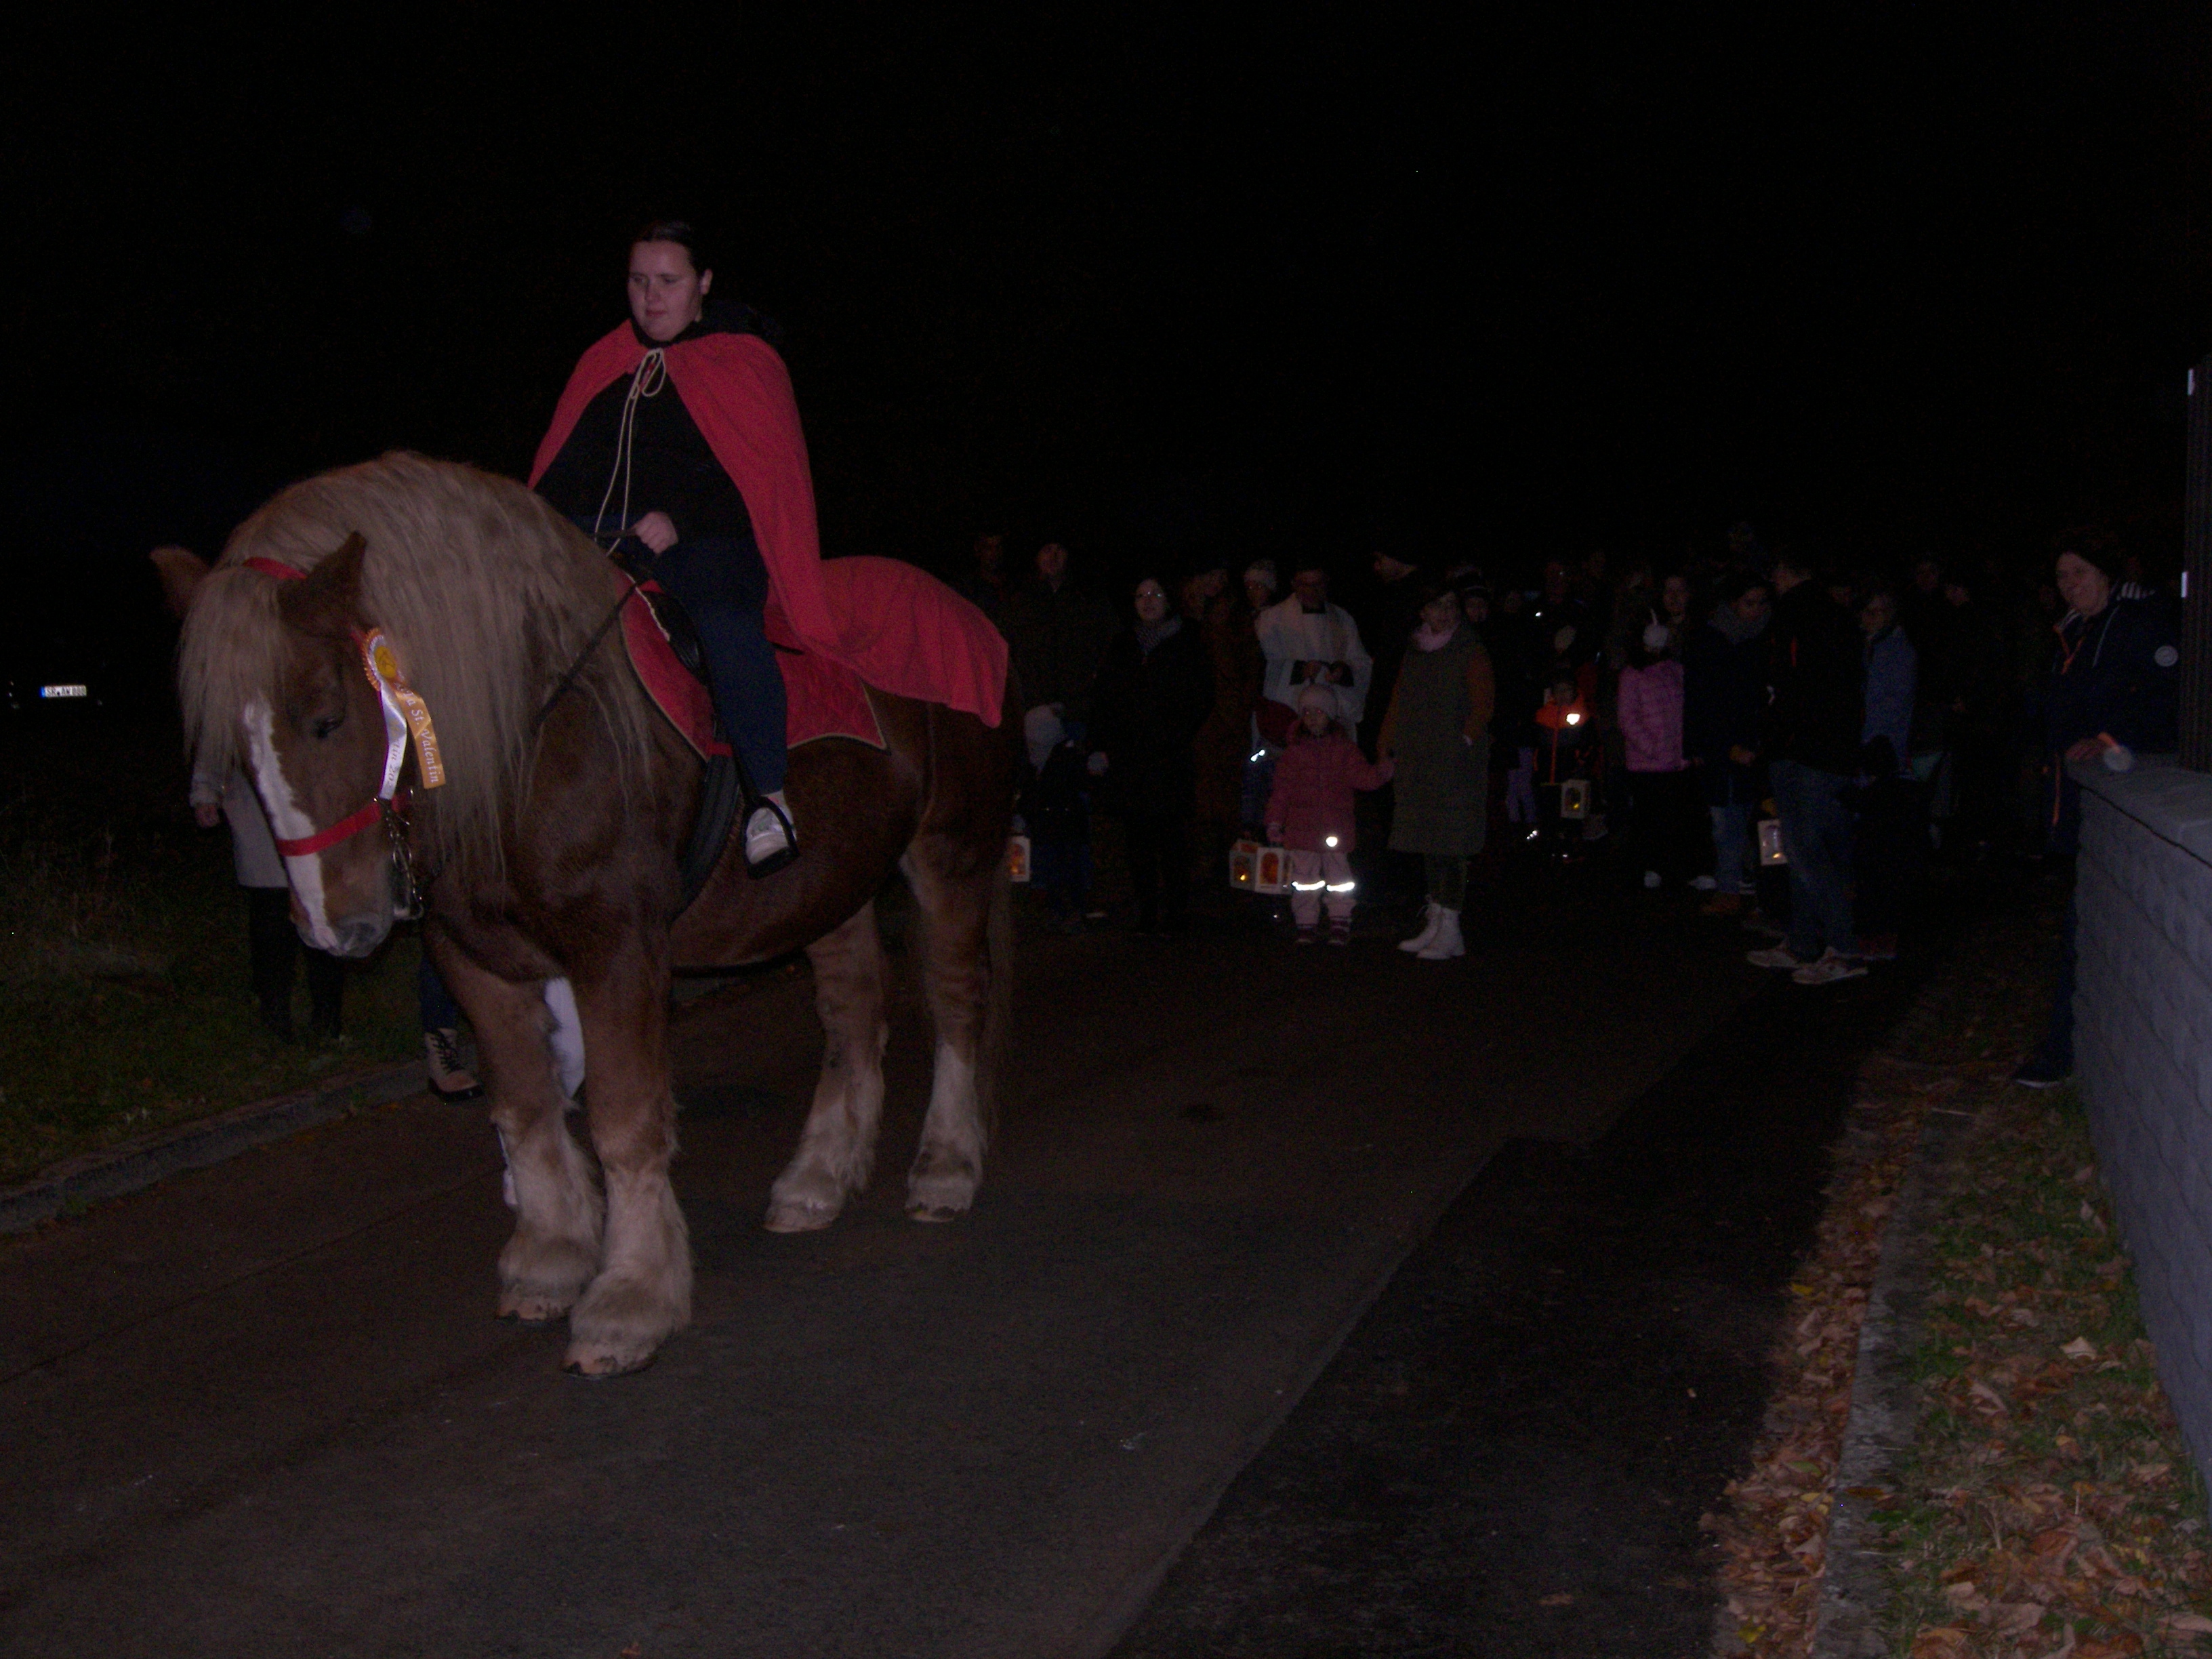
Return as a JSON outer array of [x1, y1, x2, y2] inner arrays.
[[1807, 1097, 1982, 1658], [0, 1059, 429, 1235]]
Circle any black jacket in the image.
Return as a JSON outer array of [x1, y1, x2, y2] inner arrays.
[[1764, 583, 1864, 776], [2045, 598, 2179, 756], [1683, 614, 1767, 807], [1090, 622, 1215, 819], [999, 577, 1120, 725]]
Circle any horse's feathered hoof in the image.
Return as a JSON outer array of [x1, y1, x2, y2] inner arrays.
[[906, 1202, 966, 1224], [764, 1197, 841, 1233], [497, 1296, 572, 1327], [562, 1344, 659, 1379]]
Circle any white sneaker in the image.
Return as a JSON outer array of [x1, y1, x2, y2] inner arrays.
[[1792, 949, 1869, 987], [1416, 907, 1465, 960], [1746, 945, 1807, 970], [1398, 901, 1441, 953], [744, 790, 798, 872], [1691, 875, 1719, 892]]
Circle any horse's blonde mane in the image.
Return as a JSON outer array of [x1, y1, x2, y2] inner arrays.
[[180, 452, 654, 874]]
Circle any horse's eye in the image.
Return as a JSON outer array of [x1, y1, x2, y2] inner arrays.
[[313, 713, 344, 740]]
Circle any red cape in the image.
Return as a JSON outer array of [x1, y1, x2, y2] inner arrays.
[[531, 324, 1005, 726]]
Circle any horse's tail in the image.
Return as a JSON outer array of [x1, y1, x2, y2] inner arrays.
[[975, 854, 1015, 1145]]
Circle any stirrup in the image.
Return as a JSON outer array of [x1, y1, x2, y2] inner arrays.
[[743, 798, 800, 876]]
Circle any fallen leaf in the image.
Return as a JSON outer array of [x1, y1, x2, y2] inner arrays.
[[1911, 1627, 1971, 1657], [1991, 1599, 2047, 1634], [1969, 1378, 2011, 1416], [2062, 1336, 2097, 1361], [2168, 1612, 2212, 1634], [1539, 1591, 1574, 1607]]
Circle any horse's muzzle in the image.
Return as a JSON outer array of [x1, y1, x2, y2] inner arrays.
[[316, 914, 392, 960]]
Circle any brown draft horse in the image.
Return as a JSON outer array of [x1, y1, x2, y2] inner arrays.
[[160, 453, 1018, 1376]]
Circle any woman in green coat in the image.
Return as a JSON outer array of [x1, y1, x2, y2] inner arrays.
[[1378, 583, 1496, 960]]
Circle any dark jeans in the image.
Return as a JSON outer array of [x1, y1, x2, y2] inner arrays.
[[649, 533, 788, 796], [1031, 838, 1092, 920], [1626, 769, 1700, 886], [248, 886, 344, 1038], [420, 951, 462, 1033], [1424, 854, 1467, 910], [2034, 885, 2078, 1073], [1853, 775, 1927, 939], [1769, 760, 1857, 960], [1124, 813, 1191, 931]]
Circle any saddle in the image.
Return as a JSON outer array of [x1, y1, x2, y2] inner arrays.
[[621, 580, 885, 911]]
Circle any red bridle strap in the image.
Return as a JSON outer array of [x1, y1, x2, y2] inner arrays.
[[272, 800, 383, 857], [243, 556, 306, 581]]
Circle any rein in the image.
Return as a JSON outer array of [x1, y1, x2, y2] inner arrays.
[[531, 562, 648, 734], [241, 555, 432, 915]]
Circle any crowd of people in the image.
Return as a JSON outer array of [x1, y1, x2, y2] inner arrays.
[[977, 521, 2184, 1005]]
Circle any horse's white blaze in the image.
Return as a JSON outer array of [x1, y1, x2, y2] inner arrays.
[[243, 699, 340, 951]]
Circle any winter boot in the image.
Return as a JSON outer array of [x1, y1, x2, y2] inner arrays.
[[1294, 924, 1319, 946], [424, 1027, 485, 1102], [1397, 901, 1441, 954], [1328, 914, 1353, 947], [1416, 907, 1465, 960], [246, 886, 298, 1041], [304, 946, 346, 1042]]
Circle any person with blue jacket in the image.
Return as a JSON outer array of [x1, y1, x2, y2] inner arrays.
[[2013, 539, 2180, 1087]]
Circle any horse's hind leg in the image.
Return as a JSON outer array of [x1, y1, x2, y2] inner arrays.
[[900, 844, 1001, 1222], [433, 940, 602, 1322], [766, 901, 888, 1233], [565, 929, 691, 1377]]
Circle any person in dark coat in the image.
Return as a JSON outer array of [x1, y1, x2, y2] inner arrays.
[[999, 539, 1120, 734], [1754, 551, 1866, 983], [2014, 539, 2182, 1087], [1378, 583, 1495, 960], [1090, 576, 1216, 936], [1682, 572, 1771, 912]]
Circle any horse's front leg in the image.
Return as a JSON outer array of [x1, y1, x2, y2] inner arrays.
[[565, 929, 691, 1376], [434, 939, 602, 1322], [766, 901, 888, 1233]]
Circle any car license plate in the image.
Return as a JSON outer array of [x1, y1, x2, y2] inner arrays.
[[39, 684, 89, 699]]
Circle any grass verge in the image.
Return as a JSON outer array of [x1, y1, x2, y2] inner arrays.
[[1876, 1082, 2212, 1657], [1710, 879, 2212, 1656], [0, 713, 421, 1187]]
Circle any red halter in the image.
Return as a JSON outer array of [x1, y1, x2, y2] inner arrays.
[[240, 556, 390, 858]]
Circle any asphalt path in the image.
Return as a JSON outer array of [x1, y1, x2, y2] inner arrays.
[[2, 872, 1760, 1658]]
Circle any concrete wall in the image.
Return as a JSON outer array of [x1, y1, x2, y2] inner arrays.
[[2075, 761, 2212, 1479]]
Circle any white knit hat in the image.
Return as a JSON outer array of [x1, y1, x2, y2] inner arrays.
[[1023, 705, 1065, 770], [1296, 683, 1339, 719]]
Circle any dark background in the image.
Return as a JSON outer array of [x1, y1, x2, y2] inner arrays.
[[3, 6, 2209, 695]]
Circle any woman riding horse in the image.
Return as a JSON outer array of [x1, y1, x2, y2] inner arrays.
[[533, 220, 804, 874]]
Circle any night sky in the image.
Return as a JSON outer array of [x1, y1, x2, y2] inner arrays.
[[5, 8, 2209, 688]]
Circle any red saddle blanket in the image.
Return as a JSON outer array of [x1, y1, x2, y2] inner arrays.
[[619, 556, 1006, 758]]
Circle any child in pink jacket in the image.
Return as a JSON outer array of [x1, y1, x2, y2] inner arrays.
[[1265, 685, 1394, 945], [1616, 615, 1695, 889]]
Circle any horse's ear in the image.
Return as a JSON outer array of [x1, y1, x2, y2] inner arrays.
[[148, 546, 209, 619], [279, 533, 368, 632]]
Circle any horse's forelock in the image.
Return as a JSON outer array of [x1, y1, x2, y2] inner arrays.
[[201, 453, 653, 876], [178, 566, 289, 792]]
